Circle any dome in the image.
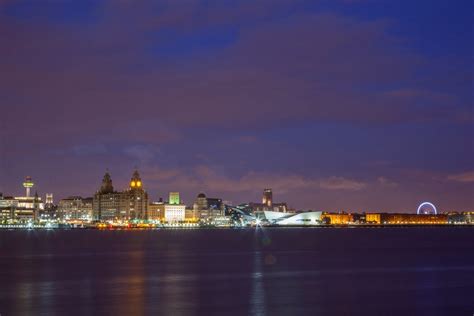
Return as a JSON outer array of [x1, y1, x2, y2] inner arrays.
[[197, 193, 206, 198]]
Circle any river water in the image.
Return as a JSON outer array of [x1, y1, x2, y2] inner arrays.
[[0, 227, 473, 315]]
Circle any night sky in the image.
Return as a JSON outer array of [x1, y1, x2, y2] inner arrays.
[[0, 0, 472, 212]]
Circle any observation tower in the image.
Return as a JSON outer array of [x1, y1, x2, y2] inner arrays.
[[23, 176, 34, 197]]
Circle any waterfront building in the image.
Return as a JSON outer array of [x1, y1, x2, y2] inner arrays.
[[148, 193, 186, 222], [321, 212, 353, 225], [0, 193, 18, 222], [93, 170, 148, 221], [365, 213, 448, 225], [193, 193, 225, 220], [124, 170, 148, 220], [0, 178, 45, 222], [164, 203, 186, 222], [41, 193, 58, 220], [58, 196, 93, 220], [164, 192, 186, 222], [93, 172, 124, 221], [447, 211, 474, 224], [267, 211, 322, 226], [148, 199, 164, 221], [244, 189, 290, 218], [193, 193, 208, 211], [185, 208, 199, 221], [366, 213, 381, 224], [14, 193, 44, 222]]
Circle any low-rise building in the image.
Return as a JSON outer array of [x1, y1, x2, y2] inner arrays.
[[321, 212, 352, 225]]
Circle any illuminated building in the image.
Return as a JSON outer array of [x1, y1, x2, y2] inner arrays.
[[124, 170, 148, 220], [10, 194, 44, 222], [23, 176, 34, 197], [193, 193, 208, 211], [185, 208, 199, 221], [45, 193, 53, 205], [366, 213, 381, 224], [93, 172, 124, 221], [93, 170, 148, 221], [164, 203, 186, 222], [245, 189, 289, 216], [262, 188, 273, 207], [193, 193, 224, 220], [58, 196, 93, 220], [148, 199, 164, 221], [164, 192, 186, 222], [148, 193, 186, 222], [321, 212, 353, 225], [266, 211, 322, 226], [42, 193, 57, 219], [7, 177, 45, 222], [0, 178, 45, 222], [169, 192, 180, 205], [365, 213, 448, 225], [0, 193, 18, 222]]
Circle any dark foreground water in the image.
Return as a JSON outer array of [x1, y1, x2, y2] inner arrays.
[[0, 227, 473, 316]]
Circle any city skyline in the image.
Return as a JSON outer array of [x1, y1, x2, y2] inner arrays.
[[1, 1, 473, 212], [1, 171, 471, 213]]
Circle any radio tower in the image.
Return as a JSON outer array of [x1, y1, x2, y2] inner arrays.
[[23, 176, 34, 197]]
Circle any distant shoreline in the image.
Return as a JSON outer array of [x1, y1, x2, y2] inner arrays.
[[1, 224, 473, 230]]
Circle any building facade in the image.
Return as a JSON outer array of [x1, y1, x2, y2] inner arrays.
[[193, 193, 225, 219], [58, 196, 93, 220], [93, 170, 148, 221]]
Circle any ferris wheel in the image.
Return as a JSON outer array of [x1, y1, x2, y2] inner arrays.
[[417, 202, 437, 215]]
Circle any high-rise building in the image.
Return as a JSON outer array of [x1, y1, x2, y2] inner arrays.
[[93, 171, 125, 221], [125, 170, 148, 220], [262, 188, 272, 207], [93, 170, 148, 221]]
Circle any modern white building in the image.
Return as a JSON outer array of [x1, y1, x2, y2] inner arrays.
[[264, 210, 322, 226]]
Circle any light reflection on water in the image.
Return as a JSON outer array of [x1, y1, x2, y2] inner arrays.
[[0, 228, 473, 315]]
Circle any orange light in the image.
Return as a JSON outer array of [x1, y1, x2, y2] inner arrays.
[[131, 181, 136, 187], [136, 181, 142, 187]]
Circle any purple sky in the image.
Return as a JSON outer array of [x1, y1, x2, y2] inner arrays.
[[0, 0, 473, 212]]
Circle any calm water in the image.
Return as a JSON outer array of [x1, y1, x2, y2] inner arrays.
[[0, 227, 473, 315]]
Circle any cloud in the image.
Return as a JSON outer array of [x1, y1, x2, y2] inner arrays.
[[377, 176, 398, 188], [319, 176, 367, 191], [143, 165, 368, 193], [447, 171, 474, 183], [123, 144, 161, 164]]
